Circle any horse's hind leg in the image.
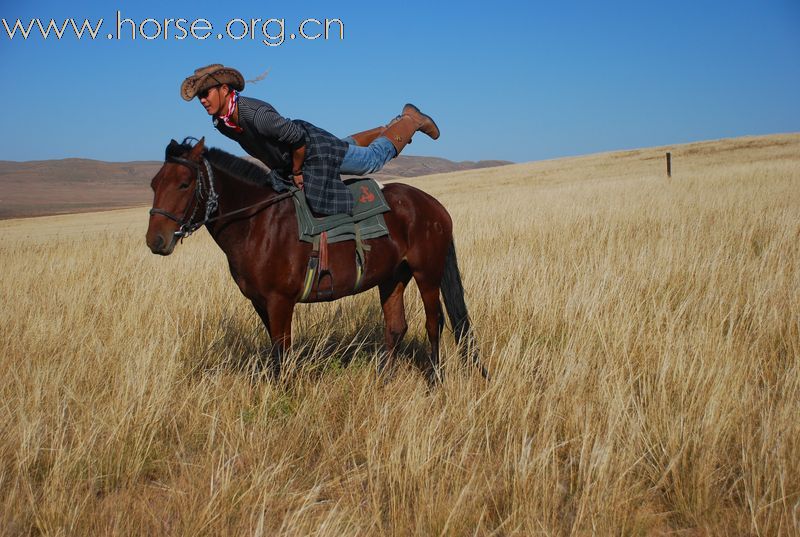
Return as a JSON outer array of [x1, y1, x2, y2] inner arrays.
[[378, 267, 411, 379], [414, 275, 445, 386]]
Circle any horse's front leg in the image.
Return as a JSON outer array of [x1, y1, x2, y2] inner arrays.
[[261, 294, 295, 380], [251, 296, 294, 379], [251, 300, 277, 377]]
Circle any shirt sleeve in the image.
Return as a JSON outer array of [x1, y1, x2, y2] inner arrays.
[[252, 104, 306, 147]]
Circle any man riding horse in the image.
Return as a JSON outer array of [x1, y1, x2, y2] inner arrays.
[[145, 64, 488, 383], [180, 64, 440, 216]]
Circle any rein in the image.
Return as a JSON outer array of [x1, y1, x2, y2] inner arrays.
[[149, 154, 294, 240]]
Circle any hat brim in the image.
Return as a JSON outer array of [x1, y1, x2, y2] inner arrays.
[[180, 67, 245, 101]]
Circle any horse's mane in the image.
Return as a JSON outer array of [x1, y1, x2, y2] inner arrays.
[[167, 137, 274, 187]]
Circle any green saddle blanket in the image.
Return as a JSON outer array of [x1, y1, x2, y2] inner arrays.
[[292, 178, 391, 244]]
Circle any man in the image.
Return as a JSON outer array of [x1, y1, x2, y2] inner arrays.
[[180, 64, 439, 215]]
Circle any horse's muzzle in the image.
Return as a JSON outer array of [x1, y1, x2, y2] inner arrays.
[[146, 233, 177, 256]]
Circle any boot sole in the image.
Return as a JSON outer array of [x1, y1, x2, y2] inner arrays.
[[404, 103, 440, 140]]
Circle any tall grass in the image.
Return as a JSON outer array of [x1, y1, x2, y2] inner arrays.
[[1, 134, 798, 535]]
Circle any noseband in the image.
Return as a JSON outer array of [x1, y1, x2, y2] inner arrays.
[[149, 155, 219, 240]]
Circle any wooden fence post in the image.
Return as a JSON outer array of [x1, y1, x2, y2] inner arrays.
[[666, 152, 672, 178]]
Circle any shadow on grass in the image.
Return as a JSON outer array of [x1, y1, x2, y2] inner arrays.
[[188, 312, 435, 382]]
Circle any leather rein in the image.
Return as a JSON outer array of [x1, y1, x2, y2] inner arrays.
[[149, 154, 294, 240]]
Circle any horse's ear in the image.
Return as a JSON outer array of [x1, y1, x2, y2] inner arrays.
[[190, 137, 205, 159], [166, 139, 180, 159]]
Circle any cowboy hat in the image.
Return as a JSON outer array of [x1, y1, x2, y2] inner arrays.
[[180, 64, 245, 101]]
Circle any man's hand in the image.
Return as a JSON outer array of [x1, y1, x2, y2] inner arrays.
[[292, 172, 304, 190]]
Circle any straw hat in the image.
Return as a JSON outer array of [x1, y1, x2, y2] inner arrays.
[[180, 64, 245, 101]]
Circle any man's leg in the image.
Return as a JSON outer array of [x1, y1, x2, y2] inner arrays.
[[340, 104, 439, 175], [340, 137, 397, 175], [343, 127, 384, 147]]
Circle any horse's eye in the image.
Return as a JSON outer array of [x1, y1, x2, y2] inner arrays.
[[178, 182, 190, 190]]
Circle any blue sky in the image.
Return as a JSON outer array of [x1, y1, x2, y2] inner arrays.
[[0, 0, 798, 163]]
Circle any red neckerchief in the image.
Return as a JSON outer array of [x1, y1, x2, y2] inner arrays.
[[218, 90, 242, 133]]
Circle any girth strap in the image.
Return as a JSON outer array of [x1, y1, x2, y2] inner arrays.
[[299, 232, 333, 302], [353, 223, 370, 292], [316, 232, 333, 300], [299, 229, 371, 302]]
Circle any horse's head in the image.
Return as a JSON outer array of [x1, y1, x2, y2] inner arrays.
[[146, 137, 207, 255]]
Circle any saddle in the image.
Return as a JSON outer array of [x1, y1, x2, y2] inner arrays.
[[292, 178, 390, 302]]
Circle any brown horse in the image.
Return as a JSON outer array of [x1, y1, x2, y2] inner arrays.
[[145, 137, 488, 384]]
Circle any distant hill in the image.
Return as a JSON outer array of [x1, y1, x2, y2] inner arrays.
[[0, 155, 511, 219]]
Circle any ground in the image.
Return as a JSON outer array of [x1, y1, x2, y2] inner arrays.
[[1, 133, 798, 535]]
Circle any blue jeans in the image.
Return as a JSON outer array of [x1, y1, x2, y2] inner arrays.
[[339, 136, 397, 175]]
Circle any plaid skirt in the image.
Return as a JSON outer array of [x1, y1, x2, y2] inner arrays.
[[265, 120, 353, 216]]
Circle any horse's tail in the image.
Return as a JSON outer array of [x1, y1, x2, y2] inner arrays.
[[440, 241, 490, 380]]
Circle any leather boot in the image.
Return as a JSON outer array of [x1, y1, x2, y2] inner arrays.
[[380, 115, 423, 156], [347, 110, 407, 146], [349, 104, 438, 148], [401, 103, 440, 140], [347, 126, 384, 147], [381, 104, 440, 155]]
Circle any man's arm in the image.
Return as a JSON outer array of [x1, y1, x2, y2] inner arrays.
[[251, 104, 307, 187], [291, 144, 306, 189], [252, 104, 305, 144]]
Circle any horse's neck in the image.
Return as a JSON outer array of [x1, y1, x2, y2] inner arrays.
[[212, 167, 278, 214], [203, 166, 285, 256]]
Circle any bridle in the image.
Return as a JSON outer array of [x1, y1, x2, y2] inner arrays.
[[149, 154, 218, 240], [149, 152, 295, 241]]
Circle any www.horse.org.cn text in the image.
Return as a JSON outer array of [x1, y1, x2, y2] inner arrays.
[[1, 12, 345, 46]]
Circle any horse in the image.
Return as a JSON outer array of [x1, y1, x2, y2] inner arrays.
[[145, 137, 488, 384]]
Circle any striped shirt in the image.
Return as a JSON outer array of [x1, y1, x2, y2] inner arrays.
[[214, 96, 306, 173], [214, 95, 353, 215]]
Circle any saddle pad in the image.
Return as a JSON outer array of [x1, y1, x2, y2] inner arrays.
[[292, 178, 391, 244]]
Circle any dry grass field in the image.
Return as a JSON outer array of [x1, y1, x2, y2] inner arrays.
[[1, 134, 798, 535]]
